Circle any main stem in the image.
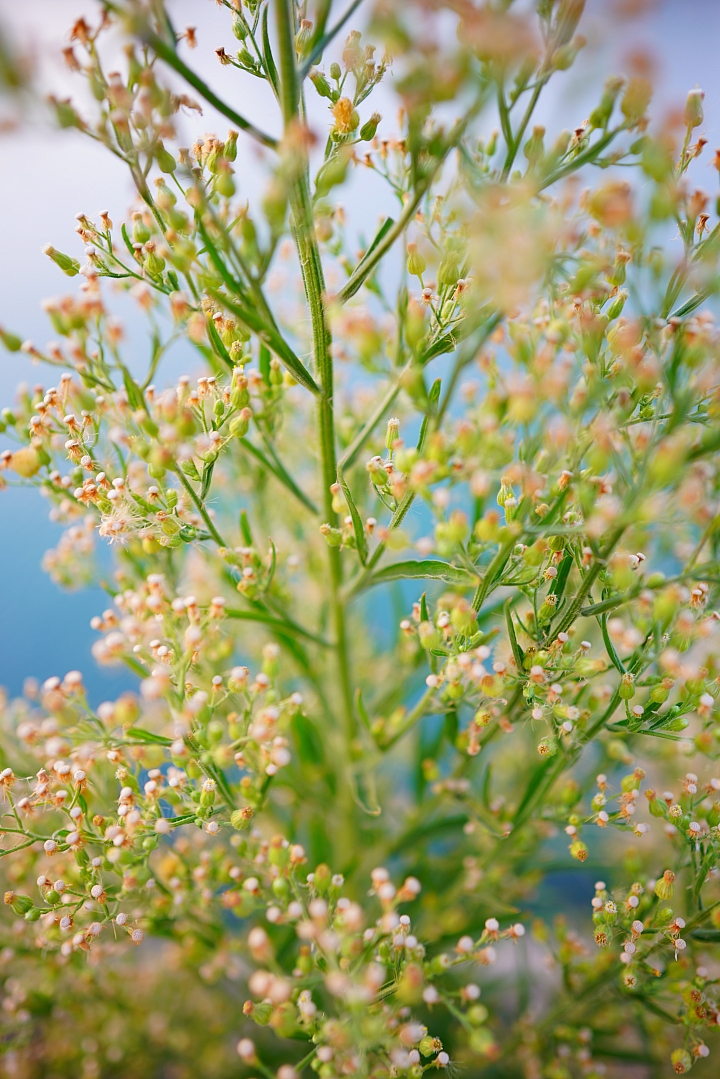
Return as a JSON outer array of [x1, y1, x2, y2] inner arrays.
[[276, 0, 356, 743]]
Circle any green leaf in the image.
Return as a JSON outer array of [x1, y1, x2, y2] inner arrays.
[[669, 283, 716, 320], [261, 6, 279, 93], [416, 378, 442, 452], [124, 729, 173, 746], [337, 463, 368, 565], [505, 599, 525, 669], [206, 317, 234, 370], [200, 460, 215, 501], [355, 217, 395, 274], [366, 559, 477, 588], [691, 929, 720, 942], [120, 222, 136, 258], [355, 688, 372, 734], [210, 288, 319, 395], [239, 509, 254, 546], [419, 591, 429, 622], [121, 368, 144, 411]]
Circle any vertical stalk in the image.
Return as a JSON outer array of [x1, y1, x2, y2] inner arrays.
[[275, 0, 356, 742]]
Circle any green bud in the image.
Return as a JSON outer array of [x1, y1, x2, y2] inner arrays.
[[230, 407, 252, 438], [621, 77, 652, 126], [10, 894, 34, 916], [428, 953, 451, 975], [42, 244, 80, 277], [684, 89, 704, 130], [418, 621, 441, 650], [231, 13, 248, 40], [224, 130, 238, 162], [272, 875, 290, 898], [315, 151, 350, 197], [132, 214, 152, 244], [181, 459, 201, 481], [406, 242, 426, 278], [670, 1050, 692, 1075], [619, 672, 635, 700], [606, 288, 628, 320], [359, 112, 381, 141], [437, 252, 460, 289], [155, 141, 177, 173], [589, 76, 624, 130], [330, 62, 342, 81], [310, 68, 333, 99], [523, 125, 545, 165], [320, 523, 342, 547], [654, 870, 675, 900], [268, 840, 289, 869], [215, 164, 236, 198], [0, 326, 22, 352], [648, 796, 667, 819], [230, 807, 254, 831], [249, 1002, 273, 1025], [295, 19, 313, 57], [313, 863, 332, 895], [160, 514, 182, 536]]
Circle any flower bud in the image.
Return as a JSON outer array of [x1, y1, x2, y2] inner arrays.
[[684, 89, 704, 130], [315, 151, 351, 197], [406, 243, 426, 278], [313, 863, 332, 895], [10, 447, 41, 478], [569, 839, 588, 862], [230, 407, 252, 438], [670, 1049, 692, 1074], [645, 789, 667, 818], [654, 870, 675, 900], [309, 68, 333, 99], [231, 13, 247, 40], [606, 289, 628, 320], [155, 141, 177, 173], [319, 523, 342, 546], [231, 807, 254, 830], [359, 112, 381, 141], [386, 416, 400, 450], [0, 326, 22, 352], [295, 19, 313, 57], [620, 77, 652, 126], [43, 244, 80, 277]]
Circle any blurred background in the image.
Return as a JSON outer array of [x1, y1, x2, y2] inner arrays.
[[0, 0, 719, 701]]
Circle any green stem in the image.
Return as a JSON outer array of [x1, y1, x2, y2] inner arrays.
[[173, 468, 228, 548], [276, 0, 356, 742]]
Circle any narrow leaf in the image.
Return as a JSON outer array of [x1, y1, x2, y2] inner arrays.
[[261, 6, 279, 93], [366, 559, 477, 588], [210, 289, 320, 395], [337, 463, 368, 565]]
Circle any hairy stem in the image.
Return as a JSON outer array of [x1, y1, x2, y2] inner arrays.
[[276, 0, 356, 743]]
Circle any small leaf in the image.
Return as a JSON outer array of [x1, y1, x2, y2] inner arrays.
[[261, 6, 279, 92], [337, 463, 368, 565], [366, 559, 476, 588], [125, 729, 173, 746], [239, 509, 253, 546]]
